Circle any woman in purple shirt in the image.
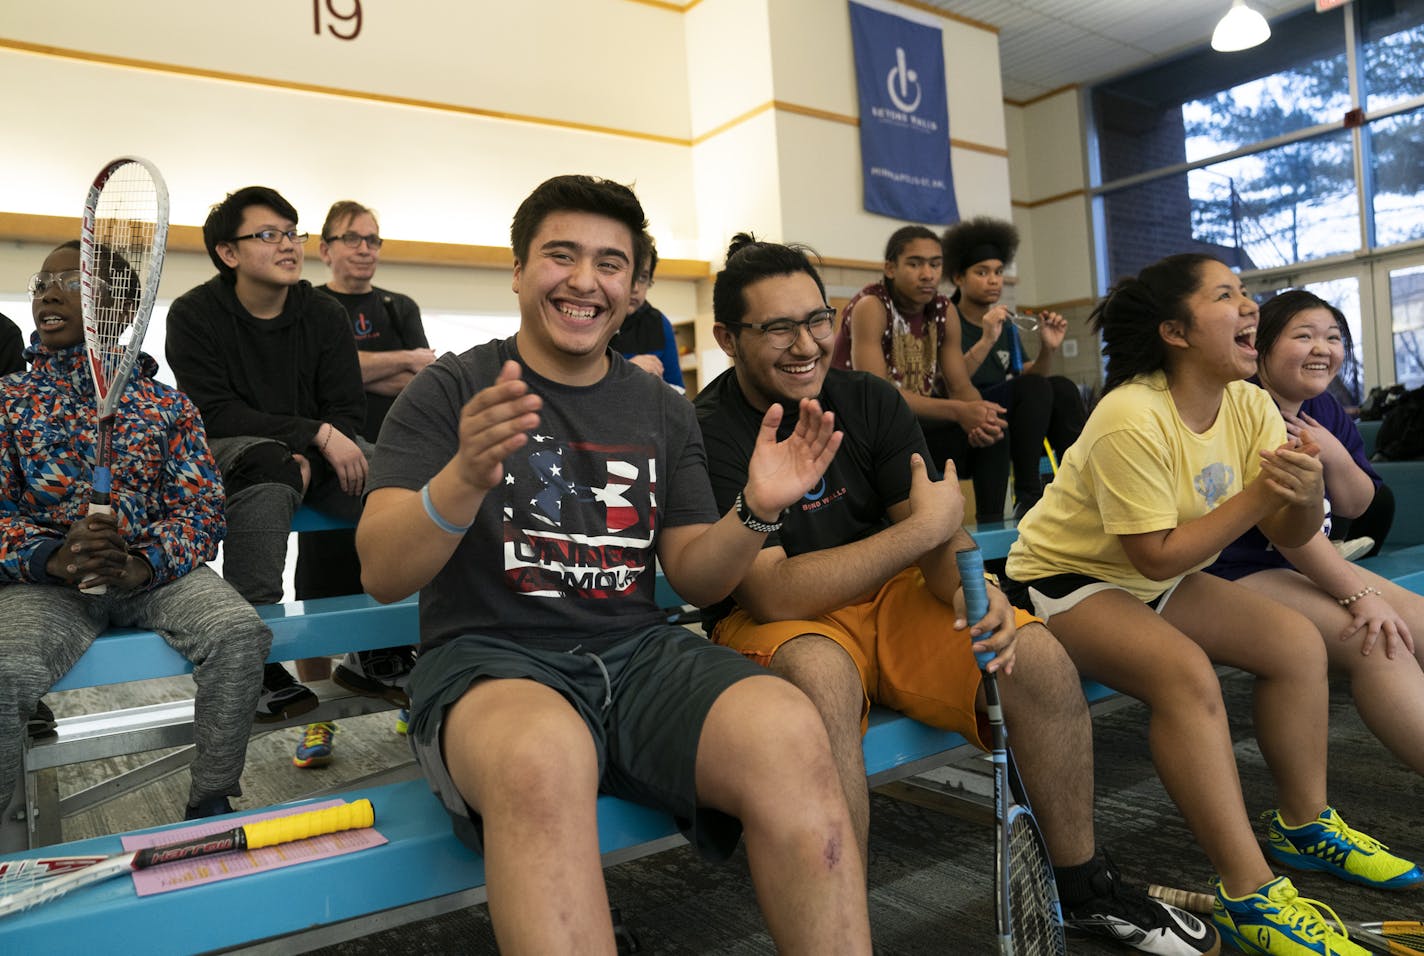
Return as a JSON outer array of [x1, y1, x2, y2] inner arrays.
[[1208, 289, 1424, 776]]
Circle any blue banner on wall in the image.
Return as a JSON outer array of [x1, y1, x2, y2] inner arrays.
[[848, 0, 957, 224]]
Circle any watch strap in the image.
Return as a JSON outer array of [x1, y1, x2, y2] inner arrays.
[[734, 490, 784, 534]]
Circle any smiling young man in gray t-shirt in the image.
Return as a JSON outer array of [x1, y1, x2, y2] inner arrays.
[[357, 174, 872, 954]]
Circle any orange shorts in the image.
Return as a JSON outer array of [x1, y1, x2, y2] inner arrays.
[[712, 566, 1040, 749]]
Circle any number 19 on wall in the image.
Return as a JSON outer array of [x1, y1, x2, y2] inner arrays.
[[314, 0, 362, 40]]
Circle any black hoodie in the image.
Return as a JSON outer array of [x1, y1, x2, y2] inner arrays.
[[166, 276, 364, 452]]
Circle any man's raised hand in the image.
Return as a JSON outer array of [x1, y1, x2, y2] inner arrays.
[[455, 360, 543, 494], [742, 398, 843, 520]]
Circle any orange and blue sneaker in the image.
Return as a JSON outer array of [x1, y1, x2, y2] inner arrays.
[[1264, 807, 1423, 890], [1213, 876, 1371, 955], [292, 721, 337, 768]]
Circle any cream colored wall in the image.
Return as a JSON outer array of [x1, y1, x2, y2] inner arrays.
[[1005, 90, 1100, 387], [685, 0, 776, 135], [684, 0, 784, 262], [0, 0, 692, 139], [2, 0, 1015, 367], [0, 48, 699, 255], [1006, 91, 1093, 307]]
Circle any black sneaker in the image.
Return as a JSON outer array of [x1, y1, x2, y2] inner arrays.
[[1063, 858, 1220, 956], [333, 647, 414, 707], [184, 795, 234, 820], [26, 698, 58, 740], [255, 662, 319, 723]]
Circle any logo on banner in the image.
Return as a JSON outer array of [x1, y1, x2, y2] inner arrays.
[[886, 47, 921, 113]]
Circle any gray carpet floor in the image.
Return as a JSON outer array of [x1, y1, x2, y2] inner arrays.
[[49, 670, 1424, 955]]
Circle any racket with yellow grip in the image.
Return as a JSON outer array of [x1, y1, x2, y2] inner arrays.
[[0, 799, 374, 918]]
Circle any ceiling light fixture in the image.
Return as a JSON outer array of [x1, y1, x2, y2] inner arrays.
[[1211, 0, 1272, 52]]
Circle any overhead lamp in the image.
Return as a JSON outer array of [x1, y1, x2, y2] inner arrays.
[[1211, 0, 1272, 52]]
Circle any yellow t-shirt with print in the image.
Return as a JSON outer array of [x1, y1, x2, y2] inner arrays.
[[1006, 370, 1287, 602]]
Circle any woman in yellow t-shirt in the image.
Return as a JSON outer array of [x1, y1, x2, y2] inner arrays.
[[1007, 253, 1420, 956]]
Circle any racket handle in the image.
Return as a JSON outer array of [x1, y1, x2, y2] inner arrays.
[[79, 499, 114, 595], [954, 546, 993, 667], [1147, 884, 1215, 914], [242, 799, 375, 850]]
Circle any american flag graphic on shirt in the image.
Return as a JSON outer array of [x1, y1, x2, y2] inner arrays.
[[500, 432, 657, 600]]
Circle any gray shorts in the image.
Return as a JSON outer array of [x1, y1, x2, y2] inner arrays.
[[406, 625, 772, 861]]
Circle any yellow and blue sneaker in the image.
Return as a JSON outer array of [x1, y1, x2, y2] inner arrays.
[[395, 707, 409, 736], [1213, 876, 1370, 956], [292, 721, 337, 768], [1264, 807, 1423, 890]]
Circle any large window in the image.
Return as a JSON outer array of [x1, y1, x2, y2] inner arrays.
[[1389, 263, 1424, 389], [1091, 0, 1424, 283], [1369, 108, 1424, 246], [1363, 0, 1424, 112], [1089, 0, 1424, 391]]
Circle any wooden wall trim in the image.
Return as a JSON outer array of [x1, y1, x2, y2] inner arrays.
[[3, 39, 1010, 158], [0, 212, 710, 277], [1011, 188, 1087, 209]]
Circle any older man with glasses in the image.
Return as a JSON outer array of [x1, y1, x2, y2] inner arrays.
[[165, 186, 368, 726], [284, 201, 435, 768]]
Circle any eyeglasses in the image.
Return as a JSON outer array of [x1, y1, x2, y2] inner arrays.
[[27, 270, 84, 298], [228, 229, 309, 244], [324, 232, 383, 249], [1009, 313, 1039, 332], [726, 308, 836, 350]]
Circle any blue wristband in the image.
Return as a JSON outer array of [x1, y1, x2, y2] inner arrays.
[[421, 482, 472, 535]]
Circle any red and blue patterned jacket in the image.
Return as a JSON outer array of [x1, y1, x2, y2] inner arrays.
[[0, 340, 224, 587]]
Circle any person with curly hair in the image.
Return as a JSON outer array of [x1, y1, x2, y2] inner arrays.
[[942, 216, 1086, 517]]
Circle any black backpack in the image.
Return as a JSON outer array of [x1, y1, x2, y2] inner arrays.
[[1359, 383, 1406, 421], [1374, 385, 1424, 460]]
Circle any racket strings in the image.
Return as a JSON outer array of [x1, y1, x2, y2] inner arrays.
[[1365, 922, 1424, 955], [0, 861, 47, 898], [1006, 816, 1066, 956], [0, 856, 105, 899], [86, 162, 162, 413]]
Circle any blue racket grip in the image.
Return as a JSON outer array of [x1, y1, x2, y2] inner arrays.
[[955, 546, 994, 667], [91, 465, 112, 496]]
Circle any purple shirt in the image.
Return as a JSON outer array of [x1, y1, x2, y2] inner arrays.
[[1207, 381, 1382, 581]]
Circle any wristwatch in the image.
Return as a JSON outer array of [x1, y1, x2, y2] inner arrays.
[[734, 490, 784, 534]]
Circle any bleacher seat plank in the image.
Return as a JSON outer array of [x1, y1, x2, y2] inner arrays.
[[52, 594, 418, 692]]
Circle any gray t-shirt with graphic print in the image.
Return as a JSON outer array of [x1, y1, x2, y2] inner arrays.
[[367, 335, 715, 654]]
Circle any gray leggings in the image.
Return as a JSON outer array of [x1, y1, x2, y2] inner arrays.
[[210, 435, 369, 606], [0, 567, 271, 809]]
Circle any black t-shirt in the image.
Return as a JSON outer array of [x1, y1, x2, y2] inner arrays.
[[959, 314, 1023, 389], [368, 336, 718, 653], [694, 367, 928, 623], [319, 286, 429, 441]]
